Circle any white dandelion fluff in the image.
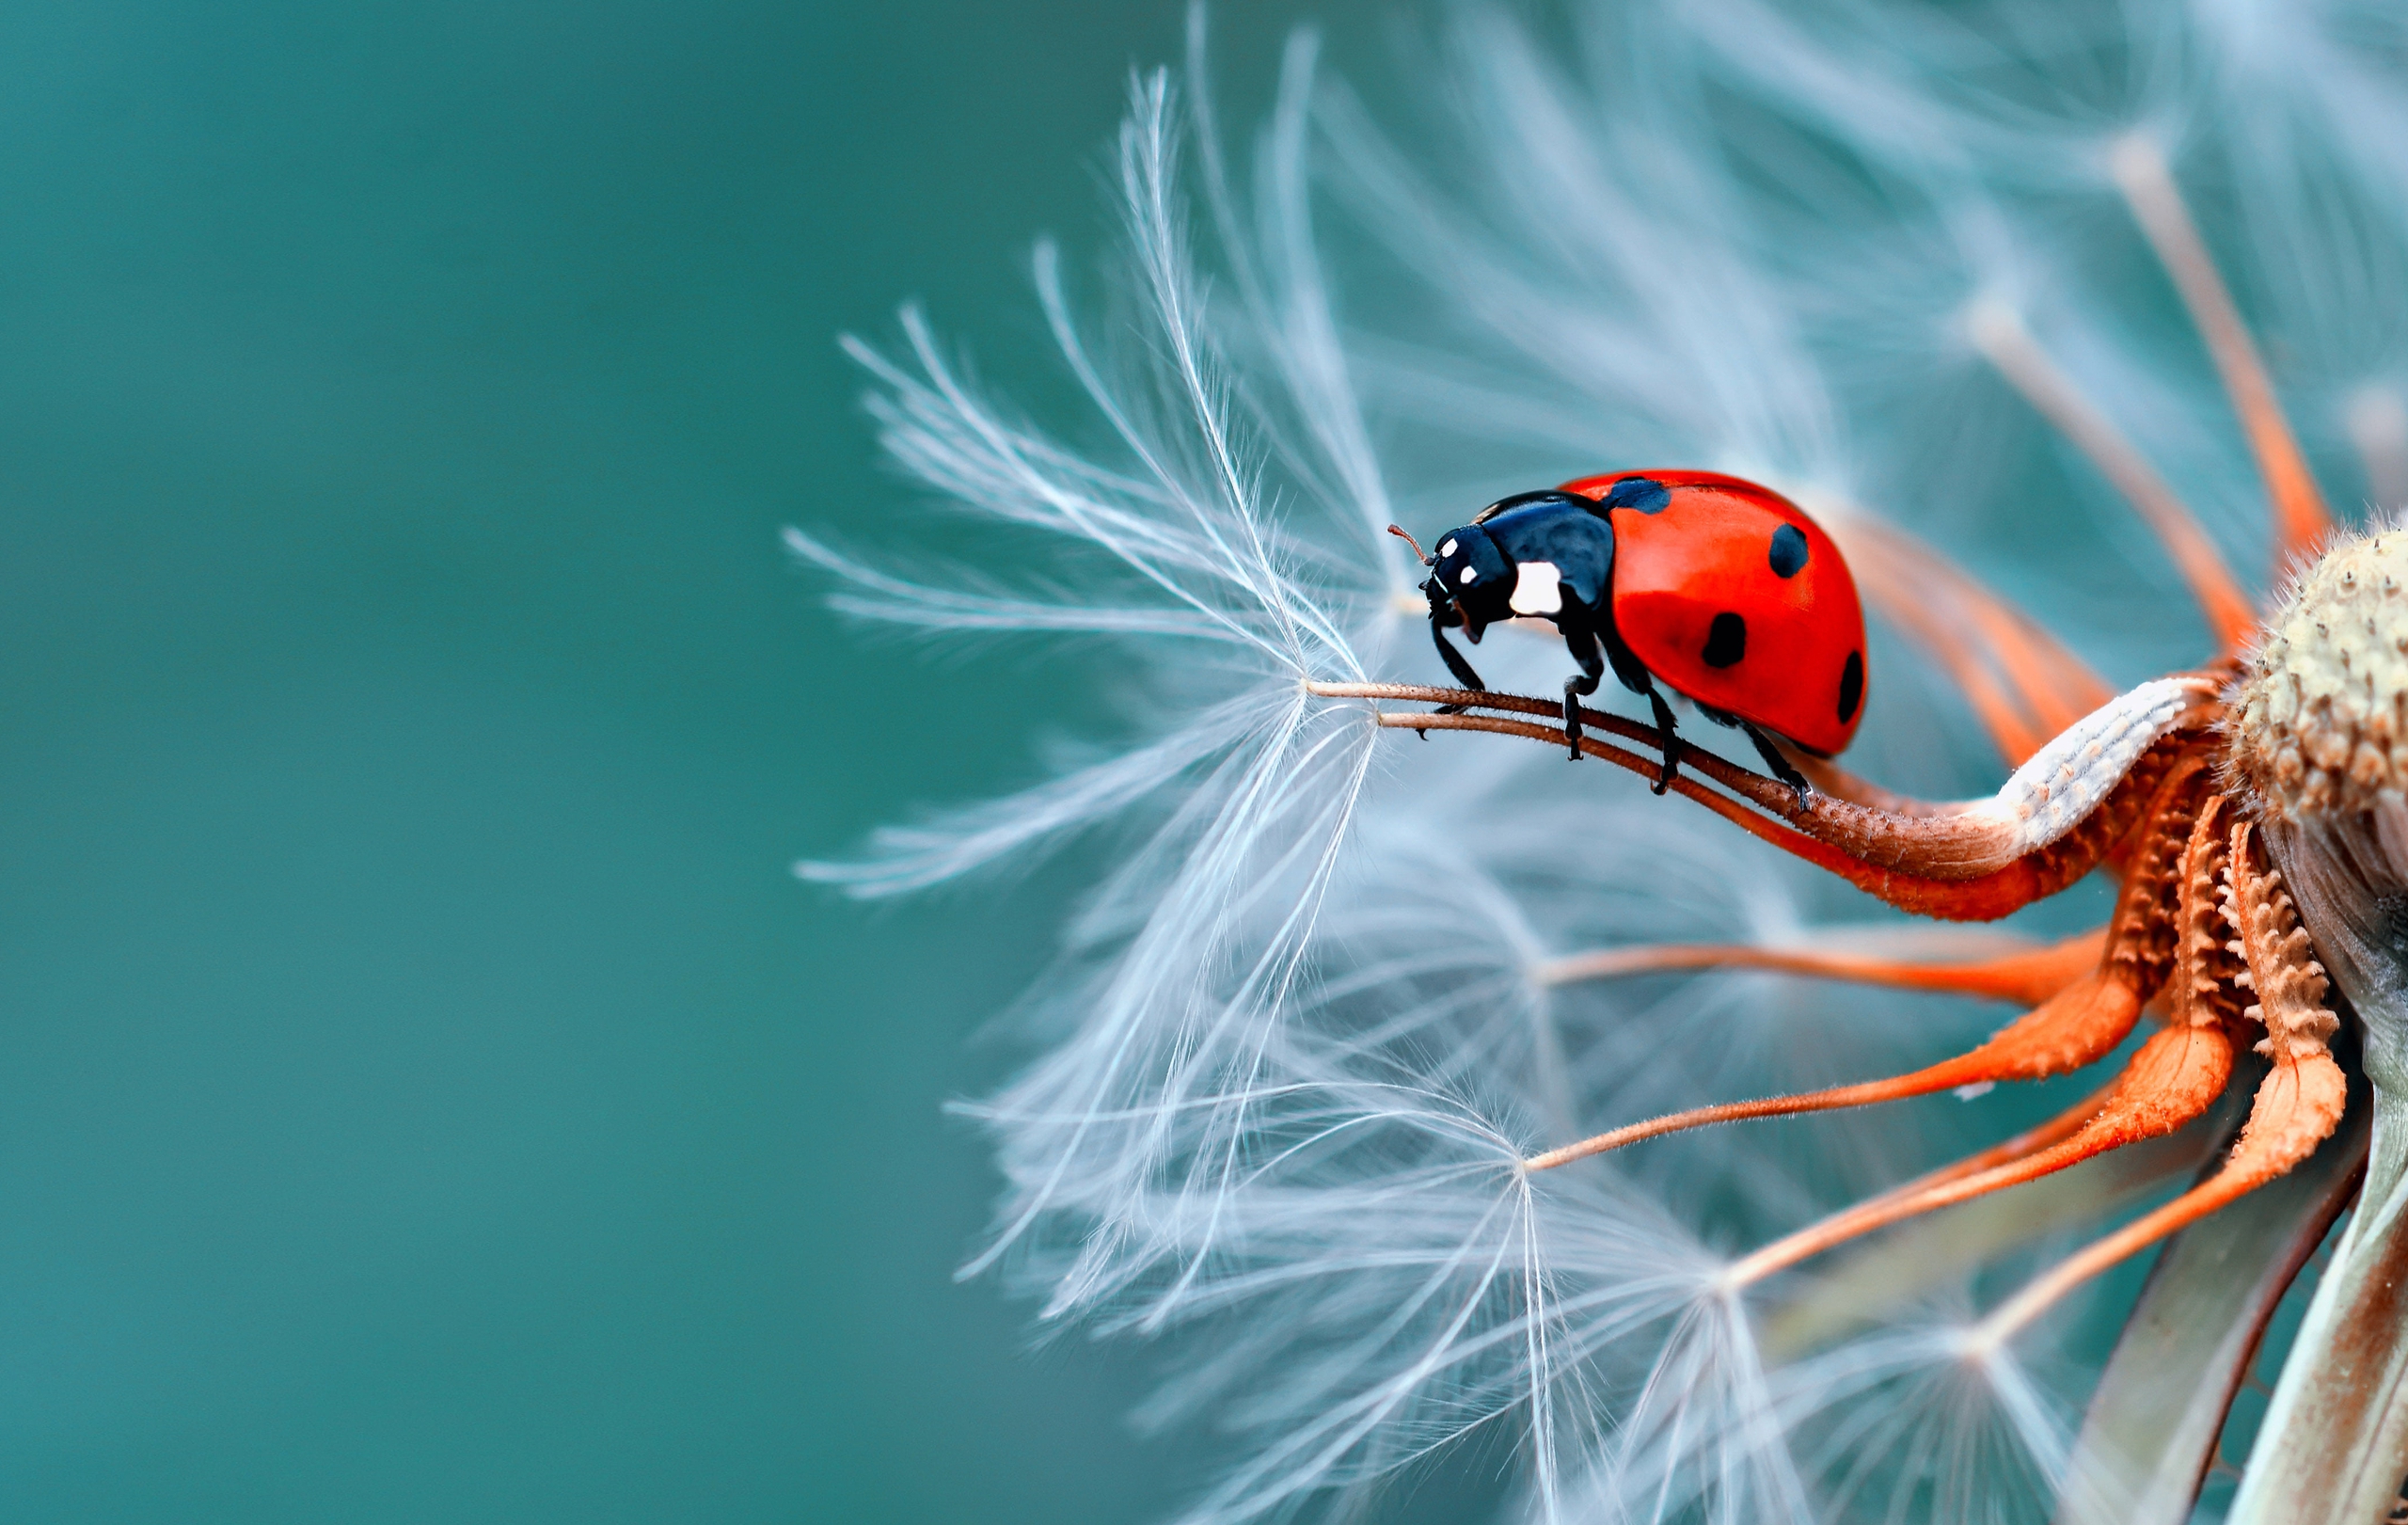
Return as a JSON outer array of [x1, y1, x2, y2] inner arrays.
[[802, 2, 2408, 1520]]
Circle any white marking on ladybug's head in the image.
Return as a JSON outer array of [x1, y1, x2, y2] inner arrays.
[[1438, 538, 1458, 558], [1509, 560, 1563, 616], [1458, 565, 1479, 585]]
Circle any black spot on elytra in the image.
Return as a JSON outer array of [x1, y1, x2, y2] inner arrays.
[[1602, 476, 1671, 514], [1703, 612, 1747, 668], [1837, 650, 1864, 723], [1768, 523, 1808, 578]]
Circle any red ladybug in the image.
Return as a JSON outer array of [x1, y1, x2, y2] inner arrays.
[[1402, 469, 1866, 795]]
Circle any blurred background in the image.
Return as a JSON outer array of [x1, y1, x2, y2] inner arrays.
[[0, 4, 1386, 1519]]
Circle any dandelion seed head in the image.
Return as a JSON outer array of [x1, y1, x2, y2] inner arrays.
[[805, 1, 2408, 1518], [2232, 522, 2408, 819]]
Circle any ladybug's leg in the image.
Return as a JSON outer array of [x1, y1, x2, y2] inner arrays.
[[1742, 723, 1813, 810], [1422, 592, 1486, 738], [1416, 597, 1473, 713], [1428, 624, 1486, 698], [1587, 630, 1677, 792], [1642, 688, 1679, 796], [1559, 623, 1605, 762]]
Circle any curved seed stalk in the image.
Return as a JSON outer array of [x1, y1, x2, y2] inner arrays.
[[2231, 806, 2408, 1524], [1967, 298, 2258, 651], [1764, 1106, 2236, 1362], [2052, 1080, 2365, 1525], [1534, 924, 2102, 1005], [2111, 137, 2332, 560], [1972, 823, 2350, 1348], [1518, 773, 2199, 1172], [1309, 677, 2215, 911]]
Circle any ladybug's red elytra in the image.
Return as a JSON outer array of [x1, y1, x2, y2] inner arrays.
[[1400, 469, 1867, 797]]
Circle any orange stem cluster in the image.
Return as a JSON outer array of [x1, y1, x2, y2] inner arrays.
[[1335, 148, 2359, 1358]]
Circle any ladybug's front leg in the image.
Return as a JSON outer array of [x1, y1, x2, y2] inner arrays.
[[1424, 581, 1485, 694], [1560, 623, 1606, 762], [1421, 590, 1488, 739]]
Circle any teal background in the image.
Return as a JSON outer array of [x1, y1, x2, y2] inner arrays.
[[0, 5, 1372, 1520]]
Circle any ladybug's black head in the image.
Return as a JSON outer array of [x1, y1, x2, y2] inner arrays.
[[1423, 522, 1515, 640]]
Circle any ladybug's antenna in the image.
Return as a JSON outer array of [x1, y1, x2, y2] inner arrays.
[[1386, 524, 1434, 565]]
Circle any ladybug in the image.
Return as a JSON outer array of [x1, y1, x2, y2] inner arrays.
[[1399, 469, 1867, 797]]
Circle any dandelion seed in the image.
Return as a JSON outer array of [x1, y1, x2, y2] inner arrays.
[[805, 4, 2408, 1520]]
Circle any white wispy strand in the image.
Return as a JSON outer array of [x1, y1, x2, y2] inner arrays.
[[1317, 5, 1848, 487], [806, 61, 1656, 1521], [806, 2, 2408, 1520], [804, 48, 1820, 1523]]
